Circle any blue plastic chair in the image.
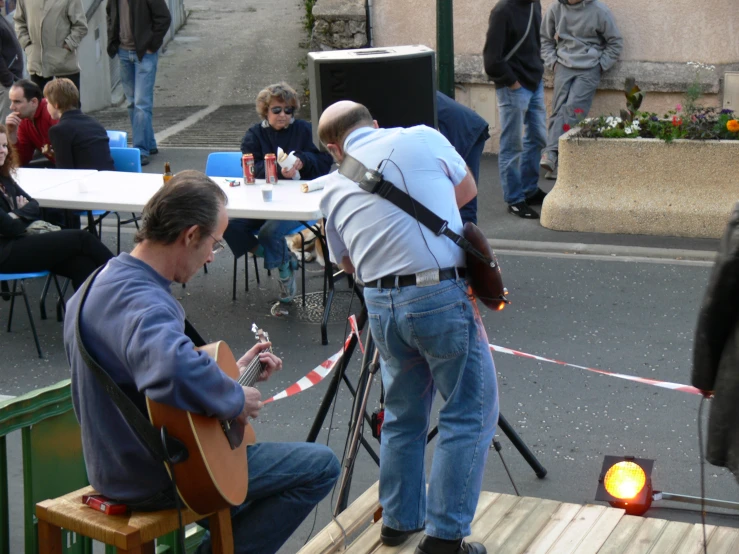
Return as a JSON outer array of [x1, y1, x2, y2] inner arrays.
[[110, 146, 143, 173], [205, 152, 243, 178], [204, 152, 260, 296], [0, 271, 63, 358], [105, 146, 144, 253], [106, 130, 128, 148]]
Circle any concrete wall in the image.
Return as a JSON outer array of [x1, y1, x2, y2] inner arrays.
[[372, 0, 739, 64], [368, 0, 738, 153], [78, 0, 111, 112]]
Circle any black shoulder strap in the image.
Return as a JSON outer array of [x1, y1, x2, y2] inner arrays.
[[75, 267, 187, 464], [338, 154, 496, 268]]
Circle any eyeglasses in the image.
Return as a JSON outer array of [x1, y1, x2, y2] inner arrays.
[[210, 235, 225, 255], [270, 106, 295, 115]]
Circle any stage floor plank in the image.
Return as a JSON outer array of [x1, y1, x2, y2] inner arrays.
[[298, 482, 739, 554]]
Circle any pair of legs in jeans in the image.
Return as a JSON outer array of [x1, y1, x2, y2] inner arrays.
[[118, 48, 158, 158], [222, 218, 300, 301], [365, 280, 499, 542], [496, 81, 546, 210], [125, 442, 340, 554]]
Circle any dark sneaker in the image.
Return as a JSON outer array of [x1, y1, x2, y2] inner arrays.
[[540, 153, 557, 173], [525, 188, 548, 206], [140, 155, 150, 166], [415, 535, 486, 554], [507, 201, 539, 219], [381, 525, 423, 546], [150, 148, 159, 155]]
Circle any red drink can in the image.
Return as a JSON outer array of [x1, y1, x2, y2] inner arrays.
[[242, 153, 255, 184], [264, 153, 278, 185]]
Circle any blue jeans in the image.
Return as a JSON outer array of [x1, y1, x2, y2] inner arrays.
[[223, 218, 300, 269], [125, 442, 339, 554], [118, 48, 159, 156], [365, 281, 499, 540], [496, 82, 546, 205]]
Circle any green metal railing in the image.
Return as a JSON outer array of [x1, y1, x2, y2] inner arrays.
[[437, 0, 455, 98], [0, 381, 194, 554]]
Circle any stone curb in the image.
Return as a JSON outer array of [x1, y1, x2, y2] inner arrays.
[[489, 239, 717, 262]]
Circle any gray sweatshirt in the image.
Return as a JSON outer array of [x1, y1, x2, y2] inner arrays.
[[541, 0, 623, 71]]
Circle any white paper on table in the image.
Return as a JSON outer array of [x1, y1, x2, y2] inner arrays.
[[277, 147, 301, 180]]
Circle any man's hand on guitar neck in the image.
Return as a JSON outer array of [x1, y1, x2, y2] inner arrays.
[[237, 341, 283, 382], [235, 341, 283, 423]]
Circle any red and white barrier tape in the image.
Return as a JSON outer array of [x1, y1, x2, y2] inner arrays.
[[489, 344, 702, 396], [263, 315, 359, 404], [263, 314, 702, 404]]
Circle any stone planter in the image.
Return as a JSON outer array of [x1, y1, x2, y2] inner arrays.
[[540, 129, 739, 239]]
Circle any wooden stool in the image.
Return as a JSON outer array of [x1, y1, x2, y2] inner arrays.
[[36, 485, 233, 554]]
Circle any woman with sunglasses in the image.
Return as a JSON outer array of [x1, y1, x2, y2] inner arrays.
[[226, 82, 332, 303]]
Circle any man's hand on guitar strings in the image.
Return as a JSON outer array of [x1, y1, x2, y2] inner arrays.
[[239, 387, 264, 422], [237, 341, 283, 382]]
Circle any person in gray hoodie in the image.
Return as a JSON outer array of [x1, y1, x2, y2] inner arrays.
[[540, 0, 622, 178]]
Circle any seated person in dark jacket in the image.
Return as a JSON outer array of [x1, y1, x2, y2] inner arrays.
[[225, 82, 333, 303], [0, 123, 113, 289], [45, 78, 115, 171]]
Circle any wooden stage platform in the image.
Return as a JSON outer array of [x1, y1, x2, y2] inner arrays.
[[298, 482, 739, 554]]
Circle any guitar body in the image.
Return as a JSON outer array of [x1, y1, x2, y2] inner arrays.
[[146, 341, 255, 515], [463, 222, 506, 311]]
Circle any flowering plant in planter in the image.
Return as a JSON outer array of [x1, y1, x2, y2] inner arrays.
[[574, 69, 739, 142], [576, 107, 739, 142]]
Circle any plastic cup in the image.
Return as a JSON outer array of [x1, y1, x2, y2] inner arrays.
[[260, 184, 273, 202]]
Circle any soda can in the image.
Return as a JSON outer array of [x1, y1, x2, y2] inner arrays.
[[265, 153, 278, 185], [242, 154, 255, 184]]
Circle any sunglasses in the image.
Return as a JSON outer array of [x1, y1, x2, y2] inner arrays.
[[270, 106, 295, 115]]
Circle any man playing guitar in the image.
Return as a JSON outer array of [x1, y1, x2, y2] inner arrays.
[[64, 170, 339, 554]]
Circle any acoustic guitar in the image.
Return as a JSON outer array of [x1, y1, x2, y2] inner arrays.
[[146, 325, 269, 515]]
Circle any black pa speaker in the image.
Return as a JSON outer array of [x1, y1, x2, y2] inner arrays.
[[308, 45, 437, 147]]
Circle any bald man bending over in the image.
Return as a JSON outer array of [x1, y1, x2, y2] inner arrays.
[[316, 101, 498, 554]]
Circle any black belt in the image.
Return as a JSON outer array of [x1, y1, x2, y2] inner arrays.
[[367, 267, 466, 289]]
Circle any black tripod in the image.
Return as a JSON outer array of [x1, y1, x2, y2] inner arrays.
[[307, 307, 547, 515]]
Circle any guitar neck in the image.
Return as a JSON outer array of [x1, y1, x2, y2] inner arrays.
[[237, 356, 264, 389]]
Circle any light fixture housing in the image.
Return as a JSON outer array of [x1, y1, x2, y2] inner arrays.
[[595, 455, 654, 516]]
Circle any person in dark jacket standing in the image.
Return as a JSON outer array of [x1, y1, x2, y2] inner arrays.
[[692, 203, 739, 483], [483, 0, 547, 220], [45, 78, 115, 171], [0, 2, 23, 122], [106, 0, 171, 166], [227, 82, 333, 303]]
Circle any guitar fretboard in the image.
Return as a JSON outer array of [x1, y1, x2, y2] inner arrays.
[[237, 352, 264, 388]]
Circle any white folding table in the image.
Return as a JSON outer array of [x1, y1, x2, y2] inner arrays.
[[33, 172, 337, 344], [33, 173, 324, 221], [15, 168, 98, 196]]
